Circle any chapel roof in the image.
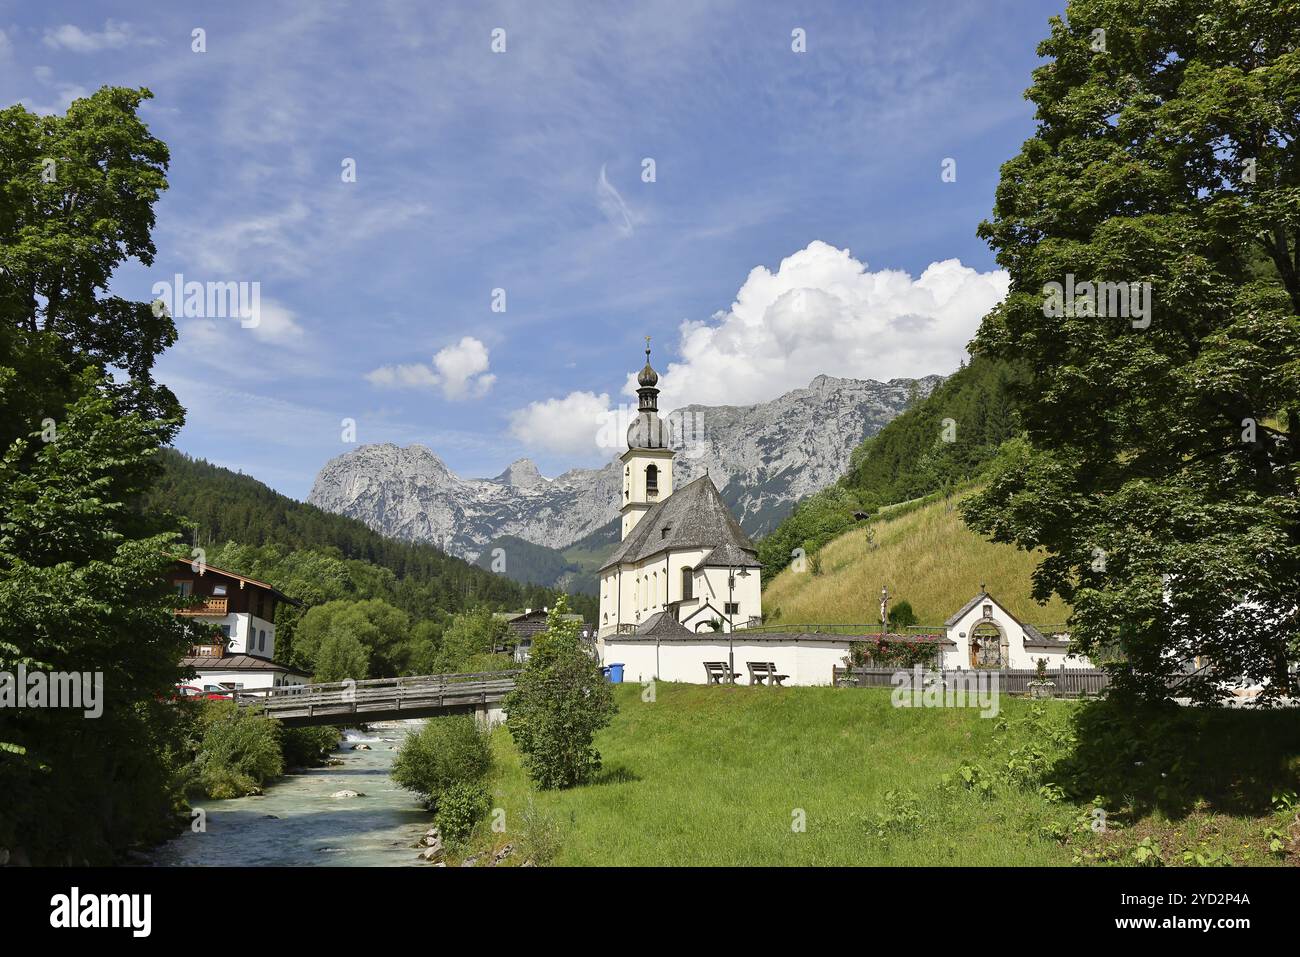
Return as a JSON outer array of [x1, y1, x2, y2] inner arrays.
[[633, 611, 698, 639], [599, 474, 757, 571]]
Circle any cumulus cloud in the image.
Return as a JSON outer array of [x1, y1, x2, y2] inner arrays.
[[43, 20, 149, 53], [508, 390, 615, 459], [641, 241, 1009, 409], [507, 240, 1008, 460], [367, 336, 495, 400]]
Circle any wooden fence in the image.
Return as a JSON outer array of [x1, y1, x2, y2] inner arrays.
[[832, 665, 1111, 697]]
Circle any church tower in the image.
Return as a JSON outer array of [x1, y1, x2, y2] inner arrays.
[[620, 339, 674, 540]]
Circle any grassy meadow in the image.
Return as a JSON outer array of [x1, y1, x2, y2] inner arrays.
[[763, 493, 1072, 627], [461, 683, 1300, 867]]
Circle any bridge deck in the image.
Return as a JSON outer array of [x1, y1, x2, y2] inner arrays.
[[235, 671, 520, 727]]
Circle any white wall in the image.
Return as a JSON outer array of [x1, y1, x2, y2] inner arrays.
[[602, 637, 849, 687], [203, 612, 277, 658], [189, 668, 307, 691], [599, 553, 764, 639]]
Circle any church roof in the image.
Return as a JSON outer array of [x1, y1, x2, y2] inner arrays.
[[694, 542, 761, 571], [599, 474, 758, 572], [633, 611, 697, 639]]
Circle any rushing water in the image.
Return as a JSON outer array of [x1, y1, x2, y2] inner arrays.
[[149, 721, 432, 867]]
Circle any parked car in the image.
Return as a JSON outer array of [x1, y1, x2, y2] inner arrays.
[[171, 684, 232, 701]]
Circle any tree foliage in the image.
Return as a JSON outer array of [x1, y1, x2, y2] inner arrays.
[[962, 0, 1300, 699], [0, 88, 195, 862], [504, 598, 616, 789]]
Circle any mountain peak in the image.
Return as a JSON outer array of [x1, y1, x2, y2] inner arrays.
[[493, 458, 548, 488]]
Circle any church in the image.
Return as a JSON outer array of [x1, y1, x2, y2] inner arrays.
[[596, 345, 762, 640]]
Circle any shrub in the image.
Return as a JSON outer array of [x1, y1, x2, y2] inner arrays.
[[519, 799, 563, 865], [192, 702, 283, 799], [280, 725, 342, 768], [434, 781, 491, 845], [505, 598, 616, 790], [391, 715, 492, 809], [890, 600, 918, 628]]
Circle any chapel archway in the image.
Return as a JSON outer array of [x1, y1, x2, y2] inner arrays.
[[969, 620, 1006, 669]]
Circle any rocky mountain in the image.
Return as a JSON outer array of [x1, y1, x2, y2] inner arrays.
[[307, 374, 942, 569]]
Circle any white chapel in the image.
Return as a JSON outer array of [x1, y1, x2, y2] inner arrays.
[[596, 345, 763, 641]]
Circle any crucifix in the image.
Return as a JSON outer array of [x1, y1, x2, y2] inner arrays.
[[880, 585, 889, 632]]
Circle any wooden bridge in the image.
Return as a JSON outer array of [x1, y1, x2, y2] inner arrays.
[[234, 671, 520, 727]]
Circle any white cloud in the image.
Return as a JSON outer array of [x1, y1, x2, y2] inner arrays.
[[508, 390, 615, 459], [367, 336, 495, 400], [597, 164, 634, 236], [0, 30, 12, 60], [43, 20, 149, 53], [366, 363, 440, 390], [641, 240, 1008, 408]]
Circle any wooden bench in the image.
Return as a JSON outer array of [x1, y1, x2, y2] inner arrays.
[[703, 661, 742, 685], [747, 661, 788, 686]]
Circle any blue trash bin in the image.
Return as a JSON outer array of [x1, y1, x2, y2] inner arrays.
[[608, 663, 625, 683]]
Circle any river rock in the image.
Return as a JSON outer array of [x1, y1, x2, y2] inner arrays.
[[353, 744, 372, 751], [492, 843, 515, 865], [422, 828, 444, 854], [331, 789, 365, 799]]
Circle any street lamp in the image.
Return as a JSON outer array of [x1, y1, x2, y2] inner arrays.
[[727, 565, 752, 682]]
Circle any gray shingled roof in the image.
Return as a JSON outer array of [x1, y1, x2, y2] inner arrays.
[[694, 542, 761, 570], [945, 592, 990, 627], [599, 475, 758, 572], [633, 611, 698, 639], [181, 654, 312, 676]]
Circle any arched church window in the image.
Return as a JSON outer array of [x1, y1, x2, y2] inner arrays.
[[681, 567, 693, 600], [645, 464, 658, 493]]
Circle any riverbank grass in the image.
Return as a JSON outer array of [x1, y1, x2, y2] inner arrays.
[[469, 683, 1299, 866]]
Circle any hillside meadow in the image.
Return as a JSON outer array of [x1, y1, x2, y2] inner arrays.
[[460, 683, 1300, 867], [762, 493, 1072, 628]]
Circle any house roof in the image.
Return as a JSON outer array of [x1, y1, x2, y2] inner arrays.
[[181, 654, 312, 676], [170, 558, 300, 606], [600, 475, 757, 572]]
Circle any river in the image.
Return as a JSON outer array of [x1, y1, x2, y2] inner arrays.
[[148, 722, 432, 867]]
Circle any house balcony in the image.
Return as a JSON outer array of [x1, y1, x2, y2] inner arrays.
[[175, 597, 229, 616]]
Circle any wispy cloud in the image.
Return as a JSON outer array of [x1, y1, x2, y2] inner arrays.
[[597, 164, 634, 236]]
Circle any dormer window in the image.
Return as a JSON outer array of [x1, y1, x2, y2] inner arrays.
[[661, 526, 670, 539]]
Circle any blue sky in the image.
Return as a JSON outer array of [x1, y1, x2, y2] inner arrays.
[[1, 0, 1063, 498]]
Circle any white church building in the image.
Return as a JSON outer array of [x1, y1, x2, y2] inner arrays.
[[597, 346, 763, 644], [596, 347, 1091, 686]]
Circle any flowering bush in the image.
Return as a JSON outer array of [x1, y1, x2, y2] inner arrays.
[[849, 635, 943, 668]]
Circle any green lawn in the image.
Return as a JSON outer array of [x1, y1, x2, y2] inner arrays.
[[467, 683, 1300, 867]]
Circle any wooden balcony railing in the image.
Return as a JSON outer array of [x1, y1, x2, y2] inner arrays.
[[175, 597, 228, 616]]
